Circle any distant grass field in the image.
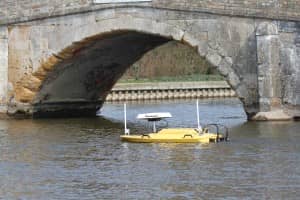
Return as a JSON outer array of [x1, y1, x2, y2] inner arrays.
[[121, 41, 223, 83], [119, 74, 225, 83]]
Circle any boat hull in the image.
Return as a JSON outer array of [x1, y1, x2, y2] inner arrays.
[[120, 128, 225, 143]]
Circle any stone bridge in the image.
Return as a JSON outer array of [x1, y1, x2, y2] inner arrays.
[[0, 0, 299, 120]]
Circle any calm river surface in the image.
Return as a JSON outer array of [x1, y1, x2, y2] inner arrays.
[[0, 98, 300, 199]]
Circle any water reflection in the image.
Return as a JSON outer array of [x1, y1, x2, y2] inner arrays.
[[101, 98, 247, 130], [0, 98, 299, 199]]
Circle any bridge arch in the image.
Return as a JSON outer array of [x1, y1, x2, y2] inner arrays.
[[7, 10, 257, 117]]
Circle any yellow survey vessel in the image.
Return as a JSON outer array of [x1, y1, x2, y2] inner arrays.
[[120, 128, 227, 143], [120, 102, 229, 143]]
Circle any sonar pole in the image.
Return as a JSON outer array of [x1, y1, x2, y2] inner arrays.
[[124, 103, 130, 135], [196, 100, 202, 133]]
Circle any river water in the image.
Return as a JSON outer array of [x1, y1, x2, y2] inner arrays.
[[0, 98, 300, 199]]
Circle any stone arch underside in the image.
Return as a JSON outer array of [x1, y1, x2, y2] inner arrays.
[[33, 31, 171, 117], [7, 9, 258, 118]]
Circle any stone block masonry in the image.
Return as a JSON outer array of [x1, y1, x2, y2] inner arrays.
[[0, 0, 300, 26], [0, 27, 8, 112], [155, 0, 300, 21], [0, 2, 299, 120], [256, 22, 281, 112]]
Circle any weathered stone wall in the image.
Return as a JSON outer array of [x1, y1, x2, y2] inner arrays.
[[155, 0, 300, 21], [278, 21, 300, 117], [0, 0, 300, 25], [250, 20, 300, 120], [0, 3, 299, 120], [0, 27, 8, 113], [256, 22, 281, 112], [4, 7, 258, 117]]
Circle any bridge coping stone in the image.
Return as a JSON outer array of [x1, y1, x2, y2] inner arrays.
[[1, 1, 300, 26]]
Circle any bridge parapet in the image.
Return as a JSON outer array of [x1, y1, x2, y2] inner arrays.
[[1, 0, 300, 26]]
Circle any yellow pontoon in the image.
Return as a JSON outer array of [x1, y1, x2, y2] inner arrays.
[[120, 102, 229, 143], [121, 127, 227, 143]]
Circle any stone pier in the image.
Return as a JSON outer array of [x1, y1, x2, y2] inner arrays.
[[0, 27, 8, 114]]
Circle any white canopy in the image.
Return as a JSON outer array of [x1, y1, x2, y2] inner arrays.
[[137, 112, 172, 120]]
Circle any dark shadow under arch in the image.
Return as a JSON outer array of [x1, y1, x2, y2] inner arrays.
[[31, 30, 248, 118], [33, 31, 170, 117]]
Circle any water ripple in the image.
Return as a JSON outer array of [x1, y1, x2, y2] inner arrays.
[[1, 99, 300, 199]]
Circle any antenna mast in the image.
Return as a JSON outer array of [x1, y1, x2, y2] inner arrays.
[[196, 100, 202, 132], [124, 103, 130, 135]]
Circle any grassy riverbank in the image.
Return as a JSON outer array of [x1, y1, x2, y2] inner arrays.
[[122, 41, 219, 81], [119, 74, 224, 83]]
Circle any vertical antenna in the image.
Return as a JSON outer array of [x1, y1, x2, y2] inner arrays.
[[196, 100, 202, 132], [124, 103, 130, 135], [153, 121, 157, 133]]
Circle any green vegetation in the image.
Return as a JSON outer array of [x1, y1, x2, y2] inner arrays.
[[119, 74, 224, 83], [120, 41, 222, 83]]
